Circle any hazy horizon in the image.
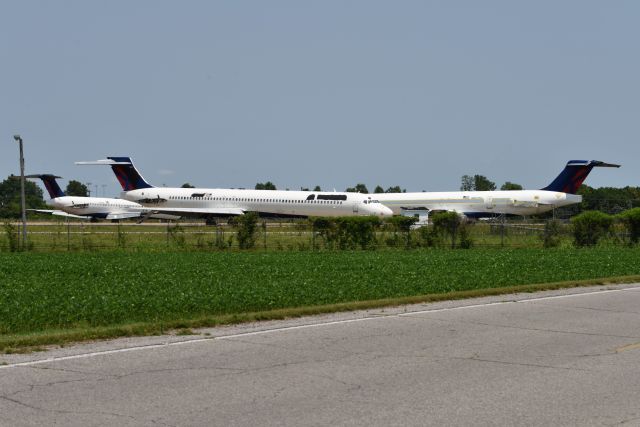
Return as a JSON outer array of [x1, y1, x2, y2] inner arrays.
[[2, 1, 637, 197]]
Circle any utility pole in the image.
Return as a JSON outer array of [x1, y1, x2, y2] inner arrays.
[[13, 135, 28, 249]]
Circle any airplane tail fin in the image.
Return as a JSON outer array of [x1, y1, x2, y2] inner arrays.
[[76, 157, 154, 191], [107, 157, 154, 191], [26, 174, 65, 198], [542, 160, 620, 194]]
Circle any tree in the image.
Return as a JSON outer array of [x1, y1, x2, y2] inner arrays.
[[385, 185, 405, 193], [233, 212, 259, 249], [578, 185, 640, 214], [66, 180, 89, 196], [431, 211, 462, 248], [571, 211, 613, 247], [335, 217, 380, 249], [460, 174, 496, 191], [619, 208, 640, 244], [181, 183, 195, 188], [460, 175, 474, 191], [355, 183, 369, 194], [374, 185, 384, 194], [474, 175, 496, 191], [345, 183, 369, 194], [385, 215, 418, 248], [541, 219, 563, 248], [430, 211, 472, 249], [309, 216, 382, 250], [0, 175, 46, 218], [255, 181, 277, 190], [313, 185, 322, 191], [500, 182, 523, 191], [310, 217, 336, 249]]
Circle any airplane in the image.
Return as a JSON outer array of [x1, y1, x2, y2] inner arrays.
[[374, 160, 620, 219], [26, 174, 178, 221], [76, 157, 393, 219]]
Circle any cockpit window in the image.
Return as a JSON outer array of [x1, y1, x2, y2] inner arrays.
[[317, 194, 347, 201]]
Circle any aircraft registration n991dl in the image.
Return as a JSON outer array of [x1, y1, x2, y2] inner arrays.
[[76, 157, 393, 219], [375, 160, 620, 218]]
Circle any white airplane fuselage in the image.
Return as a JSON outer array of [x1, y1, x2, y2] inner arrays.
[[49, 196, 144, 219], [80, 157, 618, 220], [375, 190, 582, 217], [120, 188, 393, 218]]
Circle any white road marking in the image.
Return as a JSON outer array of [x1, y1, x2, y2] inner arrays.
[[397, 301, 510, 316], [1, 286, 638, 370], [516, 287, 630, 303]]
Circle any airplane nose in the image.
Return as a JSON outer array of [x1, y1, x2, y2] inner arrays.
[[379, 205, 393, 217]]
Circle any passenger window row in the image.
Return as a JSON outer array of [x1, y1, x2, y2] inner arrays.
[[167, 196, 343, 204]]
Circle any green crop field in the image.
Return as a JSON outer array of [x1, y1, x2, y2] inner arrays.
[[1, 248, 639, 347]]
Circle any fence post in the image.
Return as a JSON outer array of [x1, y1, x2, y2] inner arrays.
[[16, 222, 21, 251], [262, 220, 267, 250], [216, 225, 223, 249], [312, 221, 316, 250], [117, 222, 125, 249]]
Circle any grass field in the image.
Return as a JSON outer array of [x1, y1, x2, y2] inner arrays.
[[2, 248, 640, 348], [2, 219, 601, 251]]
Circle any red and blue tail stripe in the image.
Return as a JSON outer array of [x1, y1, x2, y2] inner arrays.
[[542, 160, 620, 194], [107, 157, 154, 191], [26, 174, 65, 198]]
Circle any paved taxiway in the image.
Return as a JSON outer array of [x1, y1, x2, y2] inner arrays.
[[2, 284, 640, 426]]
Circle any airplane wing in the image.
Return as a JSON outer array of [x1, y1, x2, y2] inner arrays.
[[134, 207, 246, 216], [27, 209, 92, 219], [29, 209, 143, 220], [105, 212, 144, 220]]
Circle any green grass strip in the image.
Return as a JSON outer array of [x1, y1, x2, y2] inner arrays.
[[1, 248, 640, 352], [1, 274, 639, 353]]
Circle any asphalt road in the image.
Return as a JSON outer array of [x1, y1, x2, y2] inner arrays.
[[2, 284, 640, 426]]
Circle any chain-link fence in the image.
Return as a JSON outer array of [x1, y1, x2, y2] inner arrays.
[[1, 216, 635, 252]]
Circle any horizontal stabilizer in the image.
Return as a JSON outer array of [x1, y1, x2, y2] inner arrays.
[[27, 209, 91, 219], [75, 159, 132, 165], [566, 160, 620, 168], [105, 212, 144, 220]]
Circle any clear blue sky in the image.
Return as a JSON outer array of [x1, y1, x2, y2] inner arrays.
[[1, 1, 638, 196]]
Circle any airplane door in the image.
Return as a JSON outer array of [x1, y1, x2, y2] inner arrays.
[[353, 202, 358, 213], [485, 197, 495, 210]]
